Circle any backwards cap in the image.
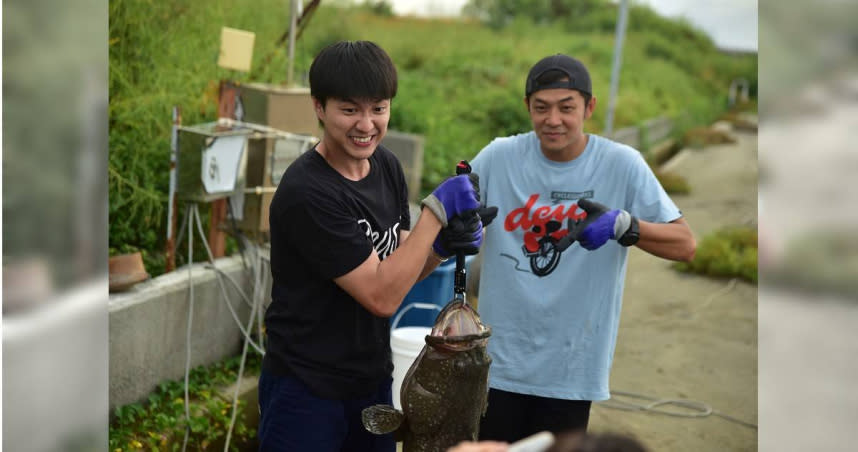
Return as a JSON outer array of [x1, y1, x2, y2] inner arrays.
[[525, 54, 592, 97]]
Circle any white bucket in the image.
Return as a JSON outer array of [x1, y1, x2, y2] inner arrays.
[[390, 303, 440, 409]]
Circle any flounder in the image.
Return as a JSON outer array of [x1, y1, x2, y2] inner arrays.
[[363, 300, 492, 452]]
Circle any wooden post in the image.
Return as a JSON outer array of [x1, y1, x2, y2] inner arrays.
[[206, 80, 241, 259], [218, 80, 240, 120], [208, 199, 228, 258]]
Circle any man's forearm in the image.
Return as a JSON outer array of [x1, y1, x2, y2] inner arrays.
[[635, 218, 696, 262], [334, 207, 442, 317]]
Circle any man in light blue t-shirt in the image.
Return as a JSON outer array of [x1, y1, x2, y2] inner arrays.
[[471, 54, 697, 443]]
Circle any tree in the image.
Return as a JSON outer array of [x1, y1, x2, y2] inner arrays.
[[464, 0, 606, 28]]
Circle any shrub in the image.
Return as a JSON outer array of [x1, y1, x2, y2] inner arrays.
[[674, 226, 758, 283], [110, 353, 262, 451], [654, 169, 690, 195], [682, 126, 737, 149]]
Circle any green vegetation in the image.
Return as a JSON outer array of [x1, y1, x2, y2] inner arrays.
[[109, 353, 261, 451], [653, 169, 690, 195], [109, 0, 757, 275], [674, 226, 758, 283]]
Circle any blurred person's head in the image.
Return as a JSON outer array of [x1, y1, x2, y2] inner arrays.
[[523, 54, 596, 162], [547, 431, 648, 452]]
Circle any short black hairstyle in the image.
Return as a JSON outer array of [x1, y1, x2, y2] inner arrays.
[[309, 40, 398, 107]]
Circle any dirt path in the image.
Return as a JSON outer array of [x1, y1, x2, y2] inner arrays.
[[588, 127, 759, 451]]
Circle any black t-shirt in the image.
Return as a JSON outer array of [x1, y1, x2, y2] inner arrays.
[[264, 144, 411, 399]]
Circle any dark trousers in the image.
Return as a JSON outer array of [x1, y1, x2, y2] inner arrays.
[[257, 371, 395, 452], [478, 388, 592, 443]]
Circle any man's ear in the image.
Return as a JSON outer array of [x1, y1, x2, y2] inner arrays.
[[523, 96, 530, 112], [584, 96, 597, 119], [312, 97, 325, 119]]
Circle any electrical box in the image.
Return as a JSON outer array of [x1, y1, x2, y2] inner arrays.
[[240, 83, 321, 137], [177, 119, 316, 219], [380, 130, 425, 204], [176, 122, 252, 202], [234, 132, 317, 236]]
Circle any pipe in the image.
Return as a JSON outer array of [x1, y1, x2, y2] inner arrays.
[[166, 106, 181, 272]]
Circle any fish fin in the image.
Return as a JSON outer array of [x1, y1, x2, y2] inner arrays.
[[361, 404, 404, 435]]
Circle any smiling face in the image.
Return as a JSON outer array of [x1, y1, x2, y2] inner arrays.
[[307, 41, 398, 177], [314, 96, 391, 168], [525, 88, 596, 162]]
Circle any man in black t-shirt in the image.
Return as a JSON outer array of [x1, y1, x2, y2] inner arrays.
[[259, 41, 492, 452]]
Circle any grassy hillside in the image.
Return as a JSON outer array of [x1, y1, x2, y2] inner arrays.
[[109, 1, 756, 273]]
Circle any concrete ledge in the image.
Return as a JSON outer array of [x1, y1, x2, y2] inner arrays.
[[109, 256, 258, 410]]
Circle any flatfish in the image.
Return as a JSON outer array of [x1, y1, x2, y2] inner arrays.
[[362, 300, 491, 452]]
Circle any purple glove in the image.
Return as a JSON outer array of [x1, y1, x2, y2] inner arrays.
[[421, 175, 480, 227], [433, 211, 484, 258], [570, 198, 633, 250]]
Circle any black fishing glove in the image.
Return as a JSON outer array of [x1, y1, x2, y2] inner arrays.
[[433, 210, 483, 258], [465, 172, 499, 227]]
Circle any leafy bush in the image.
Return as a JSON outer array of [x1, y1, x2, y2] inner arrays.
[[654, 169, 690, 195], [359, 0, 395, 17], [564, 4, 618, 33], [483, 88, 533, 138], [465, 0, 607, 29], [674, 226, 758, 283], [628, 5, 716, 55], [682, 126, 738, 149], [110, 353, 261, 451]]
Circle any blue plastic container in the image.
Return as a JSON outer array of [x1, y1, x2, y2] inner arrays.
[[392, 256, 474, 328]]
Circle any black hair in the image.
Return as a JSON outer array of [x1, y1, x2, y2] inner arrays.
[[529, 69, 592, 106], [309, 40, 398, 107]]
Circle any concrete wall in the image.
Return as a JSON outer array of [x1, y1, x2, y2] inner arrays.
[[109, 255, 266, 410], [382, 130, 425, 204], [611, 116, 675, 150]]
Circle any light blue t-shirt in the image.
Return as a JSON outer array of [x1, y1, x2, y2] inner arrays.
[[470, 131, 681, 401]]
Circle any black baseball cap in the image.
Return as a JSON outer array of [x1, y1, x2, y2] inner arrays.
[[525, 54, 592, 97]]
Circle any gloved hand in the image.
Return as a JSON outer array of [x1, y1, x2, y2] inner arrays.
[[433, 210, 483, 258], [570, 198, 635, 250], [421, 174, 481, 227], [465, 172, 499, 228]]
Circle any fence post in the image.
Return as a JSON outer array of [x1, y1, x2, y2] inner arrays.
[[604, 0, 629, 136]]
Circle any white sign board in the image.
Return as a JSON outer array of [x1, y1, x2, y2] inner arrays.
[[201, 135, 246, 194]]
